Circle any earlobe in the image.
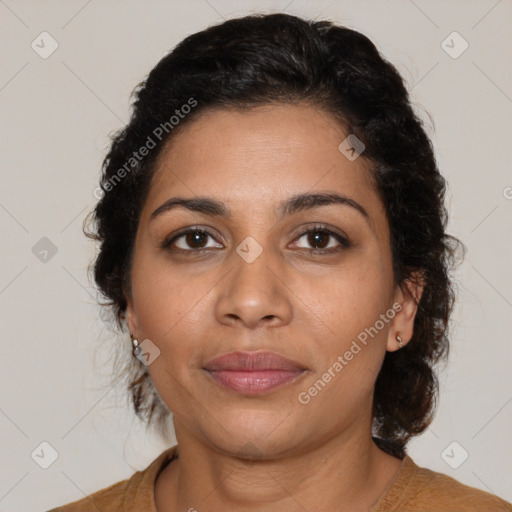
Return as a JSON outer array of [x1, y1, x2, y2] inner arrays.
[[386, 272, 425, 352]]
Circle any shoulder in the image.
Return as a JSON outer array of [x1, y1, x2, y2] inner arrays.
[[372, 455, 512, 511], [45, 445, 178, 512], [403, 456, 511, 511], [411, 465, 512, 511]]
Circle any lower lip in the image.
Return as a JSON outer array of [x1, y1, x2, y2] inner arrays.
[[205, 369, 305, 395]]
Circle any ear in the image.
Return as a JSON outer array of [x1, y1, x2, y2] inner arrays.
[[386, 271, 425, 352], [124, 293, 139, 338]]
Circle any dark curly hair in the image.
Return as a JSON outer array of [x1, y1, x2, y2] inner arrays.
[[84, 12, 464, 458]]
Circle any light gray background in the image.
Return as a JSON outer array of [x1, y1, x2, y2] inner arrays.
[[1, 0, 511, 510]]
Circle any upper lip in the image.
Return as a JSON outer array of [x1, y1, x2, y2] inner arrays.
[[203, 351, 307, 372]]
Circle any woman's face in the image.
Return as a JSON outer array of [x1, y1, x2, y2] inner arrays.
[[126, 103, 420, 458]]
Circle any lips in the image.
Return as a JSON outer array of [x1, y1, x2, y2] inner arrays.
[[203, 351, 307, 395]]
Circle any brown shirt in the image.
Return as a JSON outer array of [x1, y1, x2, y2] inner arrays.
[[47, 445, 512, 511]]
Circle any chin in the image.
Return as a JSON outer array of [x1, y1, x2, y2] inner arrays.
[[192, 409, 301, 459]]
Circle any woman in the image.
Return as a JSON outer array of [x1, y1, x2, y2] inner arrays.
[[49, 12, 512, 512]]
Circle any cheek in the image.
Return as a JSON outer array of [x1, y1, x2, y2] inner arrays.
[[294, 265, 391, 414], [129, 255, 218, 387], [130, 250, 208, 338], [298, 251, 392, 341]]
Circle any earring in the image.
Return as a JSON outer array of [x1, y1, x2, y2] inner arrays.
[[396, 335, 403, 349], [130, 334, 140, 357]]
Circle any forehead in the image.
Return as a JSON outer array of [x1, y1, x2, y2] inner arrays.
[[142, 104, 385, 230]]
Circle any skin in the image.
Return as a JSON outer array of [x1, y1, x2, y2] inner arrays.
[[125, 103, 424, 512]]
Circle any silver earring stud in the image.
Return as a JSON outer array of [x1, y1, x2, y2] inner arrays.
[[131, 335, 140, 357], [396, 335, 403, 349]]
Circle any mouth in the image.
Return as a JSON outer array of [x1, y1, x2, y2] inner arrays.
[[203, 351, 308, 395]]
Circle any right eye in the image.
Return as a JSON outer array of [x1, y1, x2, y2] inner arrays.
[[161, 228, 223, 253]]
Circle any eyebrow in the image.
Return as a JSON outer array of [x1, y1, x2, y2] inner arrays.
[[150, 192, 370, 223]]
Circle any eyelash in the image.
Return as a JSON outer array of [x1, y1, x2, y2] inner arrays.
[[160, 224, 351, 256]]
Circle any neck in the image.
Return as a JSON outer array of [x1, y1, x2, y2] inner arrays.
[[155, 418, 403, 512]]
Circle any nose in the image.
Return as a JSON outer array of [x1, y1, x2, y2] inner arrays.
[[214, 246, 293, 330]]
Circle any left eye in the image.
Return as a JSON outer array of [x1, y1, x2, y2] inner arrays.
[[293, 228, 350, 252]]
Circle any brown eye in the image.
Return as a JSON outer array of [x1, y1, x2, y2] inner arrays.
[[182, 231, 209, 249], [293, 226, 351, 253], [162, 228, 222, 252], [306, 230, 329, 249]]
